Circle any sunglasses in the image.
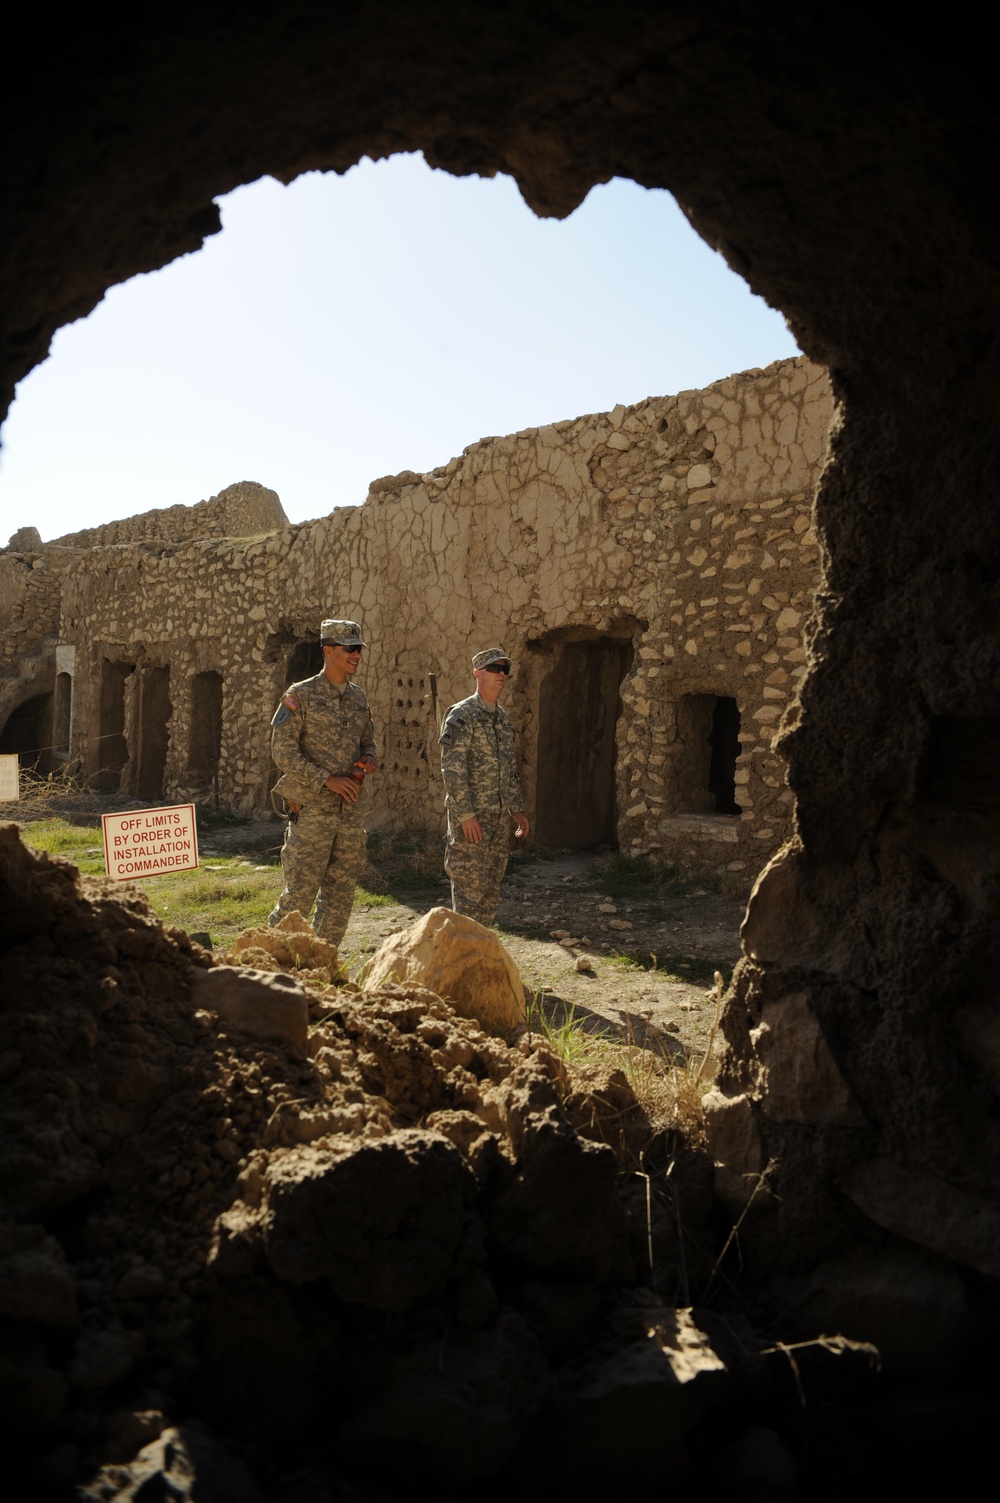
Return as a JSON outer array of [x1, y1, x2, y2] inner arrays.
[[481, 662, 511, 674], [336, 644, 363, 653]]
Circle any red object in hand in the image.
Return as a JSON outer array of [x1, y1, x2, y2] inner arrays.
[[350, 761, 367, 784]]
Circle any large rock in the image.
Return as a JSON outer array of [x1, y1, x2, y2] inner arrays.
[[543, 1299, 731, 1481], [362, 907, 525, 1034], [190, 967, 309, 1050], [213, 1129, 479, 1312]]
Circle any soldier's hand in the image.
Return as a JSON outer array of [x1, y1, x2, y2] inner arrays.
[[461, 816, 483, 843], [326, 775, 361, 802], [513, 813, 529, 838]]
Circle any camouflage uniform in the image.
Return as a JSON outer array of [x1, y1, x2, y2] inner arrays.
[[268, 671, 376, 944], [439, 691, 524, 926]]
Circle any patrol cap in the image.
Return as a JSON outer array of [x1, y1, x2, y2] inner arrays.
[[472, 647, 511, 671], [321, 619, 366, 647]]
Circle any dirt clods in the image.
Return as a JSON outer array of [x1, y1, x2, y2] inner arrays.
[[0, 824, 840, 1496]]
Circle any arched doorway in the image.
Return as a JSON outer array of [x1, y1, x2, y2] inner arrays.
[[0, 691, 54, 773]]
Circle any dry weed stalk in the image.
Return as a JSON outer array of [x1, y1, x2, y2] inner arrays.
[[694, 969, 726, 1086], [761, 1333, 882, 1407], [704, 1157, 777, 1298]]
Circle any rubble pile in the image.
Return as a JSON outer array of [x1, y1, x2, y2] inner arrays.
[[0, 825, 861, 1498], [218, 911, 348, 990]]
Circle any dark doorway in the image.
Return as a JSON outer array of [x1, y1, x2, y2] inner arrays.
[[287, 640, 324, 684], [534, 637, 632, 849], [136, 667, 172, 799], [188, 671, 223, 791], [677, 693, 742, 815], [0, 692, 54, 772], [97, 660, 134, 790]]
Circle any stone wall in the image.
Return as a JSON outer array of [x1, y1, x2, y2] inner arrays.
[[46, 480, 287, 551], [1, 357, 830, 886]]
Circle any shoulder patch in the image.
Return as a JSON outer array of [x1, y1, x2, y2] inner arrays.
[[271, 692, 299, 728], [439, 711, 468, 747]]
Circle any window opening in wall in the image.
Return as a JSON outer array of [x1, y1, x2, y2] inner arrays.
[[676, 692, 742, 815], [287, 639, 324, 683], [97, 660, 135, 790], [0, 692, 55, 773], [53, 672, 72, 756], [709, 696, 742, 814], [534, 637, 633, 849], [188, 671, 223, 792], [136, 666, 172, 800]]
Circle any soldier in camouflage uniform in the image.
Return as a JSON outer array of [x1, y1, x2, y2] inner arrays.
[[439, 647, 529, 926], [268, 619, 377, 945]]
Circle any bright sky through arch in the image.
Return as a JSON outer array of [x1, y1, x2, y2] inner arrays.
[[0, 154, 800, 543]]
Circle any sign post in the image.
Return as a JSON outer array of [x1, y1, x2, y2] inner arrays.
[[102, 803, 199, 881], [0, 755, 18, 802]]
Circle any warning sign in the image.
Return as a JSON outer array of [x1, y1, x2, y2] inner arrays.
[[102, 803, 199, 881], [0, 755, 18, 802]]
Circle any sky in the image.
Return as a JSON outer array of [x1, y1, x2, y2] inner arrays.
[[0, 153, 799, 543]]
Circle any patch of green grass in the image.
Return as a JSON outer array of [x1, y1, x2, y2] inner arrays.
[[604, 947, 727, 987], [140, 863, 277, 941], [604, 950, 646, 973], [20, 819, 106, 874], [18, 817, 279, 945], [355, 887, 394, 910], [525, 994, 708, 1148], [527, 996, 611, 1063]]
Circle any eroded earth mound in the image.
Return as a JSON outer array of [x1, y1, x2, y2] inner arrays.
[[0, 824, 875, 1499]]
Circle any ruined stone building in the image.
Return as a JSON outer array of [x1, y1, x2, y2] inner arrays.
[[4, 5, 999, 1485], [1, 355, 830, 886]]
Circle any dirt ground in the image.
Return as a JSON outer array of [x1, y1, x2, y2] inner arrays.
[[201, 818, 748, 1068]]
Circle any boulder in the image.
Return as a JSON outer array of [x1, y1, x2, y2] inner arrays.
[[545, 1300, 730, 1480], [362, 906, 524, 1034], [223, 1128, 479, 1312]]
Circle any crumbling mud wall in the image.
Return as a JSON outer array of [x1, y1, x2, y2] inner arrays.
[[45, 480, 287, 553], [2, 358, 829, 887]]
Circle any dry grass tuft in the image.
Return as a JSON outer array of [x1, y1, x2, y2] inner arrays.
[[527, 995, 711, 1157], [0, 770, 119, 824]]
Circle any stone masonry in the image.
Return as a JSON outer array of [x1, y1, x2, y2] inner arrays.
[[0, 357, 831, 888]]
